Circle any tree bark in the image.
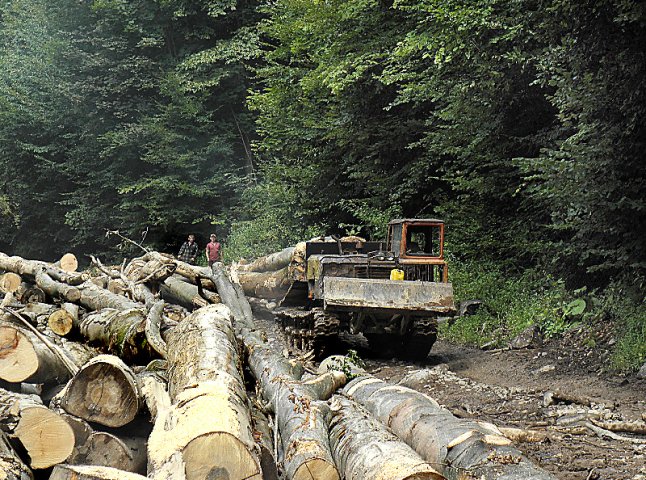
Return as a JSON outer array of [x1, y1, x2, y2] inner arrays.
[[15, 283, 46, 304], [147, 304, 261, 480], [56, 355, 141, 428], [68, 431, 147, 474], [0, 321, 87, 384], [329, 395, 444, 480], [144, 300, 167, 359], [159, 275, 214, 309], [344, 376, 557, 479], [50, 465, 148, 480], [0, 430, 33, 480], [0, 388, 74, 469], [236, 268, 292, 300], [237, 247, 295, 273], [211, 263, 342, 480], [77, 281, 142, 311], [77, 308, 150, 360]]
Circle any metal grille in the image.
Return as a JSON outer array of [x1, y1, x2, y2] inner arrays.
[[353, 266, 392, 279], [403, 264, 436, 282]]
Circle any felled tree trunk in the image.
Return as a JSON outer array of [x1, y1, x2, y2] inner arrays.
[[48, 303, 79, 336], [15, 282, 46, 304], [69, 431, 147, 474], [237, 247, 295, 273], [77, 282, 142, 311], [147, 304, 261, 480], [50, 465, 148, 480], [0, 430, 33, 480], [236, 268, 291, 300], [34, 269, 81, 303], [159, 275, 213, 309], [0, 388, 74, 469], [329, 396, 444, 480], [126, 252, 177, 283], [0, 321, 92, 384], [210, 264, 342, 480], [0, 272, 22, 294], [55, 355, 141, 428], [344, 376, 557, 479], [77, 308, 150, 360]]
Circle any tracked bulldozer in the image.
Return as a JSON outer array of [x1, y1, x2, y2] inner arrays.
[[277, 219, 456, 360]]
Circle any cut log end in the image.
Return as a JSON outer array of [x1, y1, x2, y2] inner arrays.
[[50, 465, 147, 480], [15, 406, 74, 469], [59, 253, 79, 273], [0, 326, 38, 383], [293, 458, 340, 480], [0, 272, 22, 293], [182, 432, 262, 480], [48, 309, 74, 336], [61, 356, 140, 428]]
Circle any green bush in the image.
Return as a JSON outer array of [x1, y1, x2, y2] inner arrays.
[[441, 261, 573, 347]]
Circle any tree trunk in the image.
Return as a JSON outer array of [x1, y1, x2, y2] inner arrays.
[[56, 355, 141, 428], [147, 304, 261, 480], [48, 303, 79, 336], [0, 430, 33, 480], [0, 273, 22, 294], [77, 282, 142, 311], [159, 275, 212, 309], [0, 322, 82, 384], [237, 247, 295, 273], [34, 270, 81, 303], [50, 465, 148, 480], [250, 401, 279, 480], [69, 431, 147, 474], [236, 268, 291, 300], [77, 308, 150, 360], [344, 376, 557, 479], [0, 388, 74, 469], [328, 395, 444, 480], [57, 253, 78, 272], [15, 283, 46, 304], [211, 264, 342, 480], [144, 300, 167, 359]]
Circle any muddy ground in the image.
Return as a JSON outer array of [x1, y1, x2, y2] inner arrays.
[[255, 307, 646, 480]]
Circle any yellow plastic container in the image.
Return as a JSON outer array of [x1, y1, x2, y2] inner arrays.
[[390, 269, 405, 281]]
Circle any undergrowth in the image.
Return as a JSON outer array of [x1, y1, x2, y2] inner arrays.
[[441, 261, 646, 373]]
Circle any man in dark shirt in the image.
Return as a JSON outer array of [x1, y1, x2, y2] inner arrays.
[[178, 234, 198, 264]]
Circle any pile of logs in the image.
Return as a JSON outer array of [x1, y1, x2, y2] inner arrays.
[[0, 248, 557, 480]]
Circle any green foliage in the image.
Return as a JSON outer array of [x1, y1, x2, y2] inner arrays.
[[441, 261, 574, 347]]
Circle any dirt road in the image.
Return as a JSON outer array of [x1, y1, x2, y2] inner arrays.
[[255, 307, 646, 480]]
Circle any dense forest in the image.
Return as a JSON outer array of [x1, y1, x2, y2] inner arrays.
[[1, 0, 644, 369]]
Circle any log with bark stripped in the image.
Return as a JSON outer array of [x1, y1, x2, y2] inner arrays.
[[54, 355, 141, 428], [147, 304, 261, 480], [329, 395, 444, 480], [0, 388, 74, 469], [0, 273, 21, 294], [344, 375, 557, 479]]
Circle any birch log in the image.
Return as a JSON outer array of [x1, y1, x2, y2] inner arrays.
[[0, 388, 74, 469], [329, 396, 444, 480], [236, 268, 291, 300], [344, 376, 557, 479], [147, 304, 261, 480]]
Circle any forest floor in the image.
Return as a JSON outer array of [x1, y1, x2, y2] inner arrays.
[[254, 306, 646, 480]]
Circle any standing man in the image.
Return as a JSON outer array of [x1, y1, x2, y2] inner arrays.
[[178, 234, 198, 264], [206, 233, 221, 267]]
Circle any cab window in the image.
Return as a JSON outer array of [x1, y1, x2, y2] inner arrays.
[[405, 225, 441, 256]]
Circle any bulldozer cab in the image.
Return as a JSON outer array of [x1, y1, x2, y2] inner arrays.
[[387, 219, 445, 259]]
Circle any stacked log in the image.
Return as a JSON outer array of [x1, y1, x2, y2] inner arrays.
[[0, 249, 563, 480]]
